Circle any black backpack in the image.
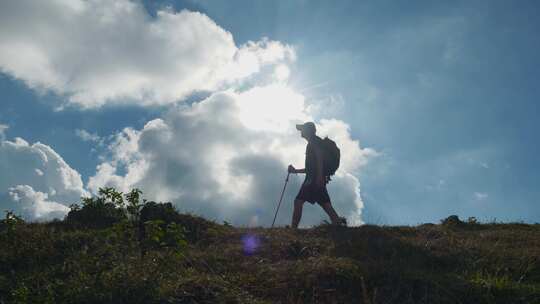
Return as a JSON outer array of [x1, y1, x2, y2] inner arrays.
[[320, 137, 340, 179]]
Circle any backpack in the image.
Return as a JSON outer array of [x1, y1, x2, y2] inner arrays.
[[320, 137, 340, 179]]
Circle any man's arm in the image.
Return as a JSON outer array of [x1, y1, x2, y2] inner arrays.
[[288, 165, 305, 174]]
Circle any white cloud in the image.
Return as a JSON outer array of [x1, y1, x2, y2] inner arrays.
[[8, 185, 70, 221], [273, 64, 290, 82], [88, 84, 376, 226], [0, 1, 374, 227], [75, 129, 101, 143], [0, 137, 89, 220], [0, 0, 294, 108], [0, 124, 8, 141], [474, 192, 488, 201]]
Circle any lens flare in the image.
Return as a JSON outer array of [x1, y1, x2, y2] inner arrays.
[[236, 84, 308, 132], [241, 233, 260, 255]]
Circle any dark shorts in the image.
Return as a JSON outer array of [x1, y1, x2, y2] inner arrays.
[[295, 182, 331, 205]]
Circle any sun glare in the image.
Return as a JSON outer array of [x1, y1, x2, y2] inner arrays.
[[237, 84, 308, 132], [273, 64, 290, 82]]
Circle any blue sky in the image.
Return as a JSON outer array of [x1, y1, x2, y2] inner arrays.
[[1, 0, 539, 225]]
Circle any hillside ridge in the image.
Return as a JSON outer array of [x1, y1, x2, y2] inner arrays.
[[1, 188, 539, 303]]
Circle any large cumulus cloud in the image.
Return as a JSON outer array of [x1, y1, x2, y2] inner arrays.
[[0, 1, 376, 226], [88, 85, 377, 226], [0, 138, 89, 220], [0, 0, 294, 108]]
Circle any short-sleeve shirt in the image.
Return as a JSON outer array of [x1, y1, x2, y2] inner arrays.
[[297, 135, 331, 204], [304, 136, 324, 185]]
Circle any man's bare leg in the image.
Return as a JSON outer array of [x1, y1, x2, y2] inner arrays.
[[321, 202, 341, 224], [292, 199, 305, 228]]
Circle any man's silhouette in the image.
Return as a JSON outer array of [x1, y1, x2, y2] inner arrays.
[[288, 122, 345, 228]]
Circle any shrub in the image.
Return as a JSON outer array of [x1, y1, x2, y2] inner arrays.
[[142, 220, 187, 251], [125, 188, 144, 223], [66, 189, 127, 229], [140, 201, 217, 243], [0, 210, 25, 234], [441, 215, 463, 227], [140, 202, 178, 224]]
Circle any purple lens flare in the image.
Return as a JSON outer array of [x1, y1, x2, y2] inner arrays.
[[241, 233, 260, 255]]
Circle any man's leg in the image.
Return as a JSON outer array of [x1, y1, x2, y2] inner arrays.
[[320, 202, 341, 224], [292, 199, 305, 228]]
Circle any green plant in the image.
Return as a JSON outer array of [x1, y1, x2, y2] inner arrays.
[[125, 188, 144, 223], [441, 214, 463, 226], [66, 188, 126, 229], [11, 283, 29, 304], [140, 201, 178, 223], [99, 187, 125, 208], [0, 210, 24, 238], [143, 220, 187, 251]]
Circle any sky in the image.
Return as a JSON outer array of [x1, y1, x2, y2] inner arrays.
[[1, 0, 539, 226]]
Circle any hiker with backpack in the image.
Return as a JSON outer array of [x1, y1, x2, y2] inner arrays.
[[288, 122, 346, 228]]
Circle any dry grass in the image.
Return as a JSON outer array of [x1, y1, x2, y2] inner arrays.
[[1, 213, 539, 303]]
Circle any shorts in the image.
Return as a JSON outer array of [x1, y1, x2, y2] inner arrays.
[[295, 182, 331, 205]]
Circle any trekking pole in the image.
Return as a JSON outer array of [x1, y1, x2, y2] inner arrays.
[[271, 172, 290, 228]]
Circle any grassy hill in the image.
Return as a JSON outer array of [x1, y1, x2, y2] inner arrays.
[[1, 189, 539, 303]]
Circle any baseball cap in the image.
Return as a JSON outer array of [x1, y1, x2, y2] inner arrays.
[[295, 122, 316, 133]]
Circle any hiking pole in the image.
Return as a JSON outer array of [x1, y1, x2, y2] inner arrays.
[[271, 172, 290, 228]]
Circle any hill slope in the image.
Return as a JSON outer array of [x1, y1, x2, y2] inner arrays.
[[1, 199, 539, 303]]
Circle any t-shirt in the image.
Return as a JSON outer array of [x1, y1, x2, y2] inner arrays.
[[304, 136, 324, 185]]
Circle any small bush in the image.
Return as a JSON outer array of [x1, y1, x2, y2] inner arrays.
[[140, 202, 217, 243], [66, 189, 127, 229], [142, 220, 187, 251], [140, 202, 178, 224], [0, 210, 25, 234], [441, 214, 464, 227]]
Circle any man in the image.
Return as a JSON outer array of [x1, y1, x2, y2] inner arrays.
[[288, 122, 345, 228]]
